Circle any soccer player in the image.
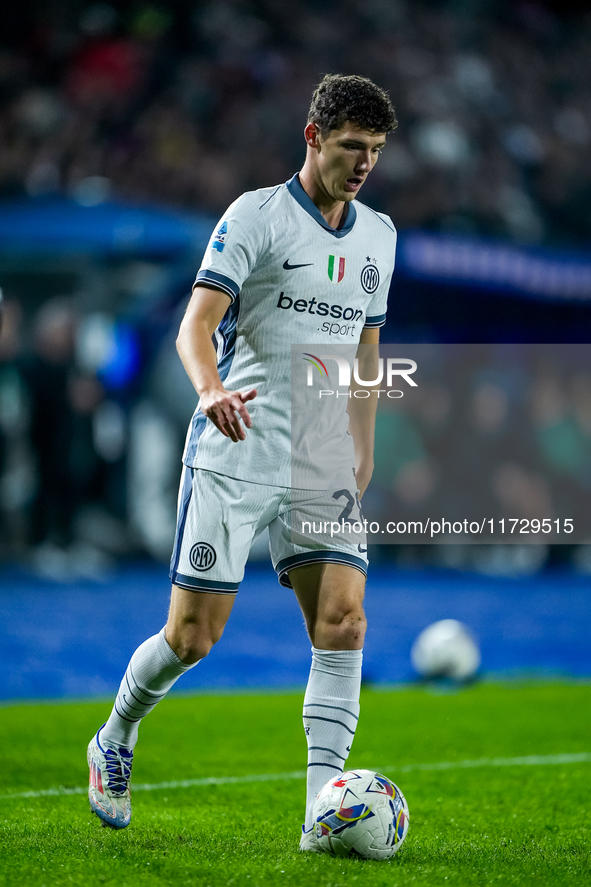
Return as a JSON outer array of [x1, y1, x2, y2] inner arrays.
[[88, 73, 398, 850]]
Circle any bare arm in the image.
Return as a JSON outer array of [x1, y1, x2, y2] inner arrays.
[[348, 326, 380, 497], [176, 285, 256, 442]]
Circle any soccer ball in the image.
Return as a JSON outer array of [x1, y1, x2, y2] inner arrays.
[[312, 769, 409, 860], [411, 618, 481, 681]]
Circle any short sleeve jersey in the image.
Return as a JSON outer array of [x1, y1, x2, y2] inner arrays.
[[183, 173, 397, 488]]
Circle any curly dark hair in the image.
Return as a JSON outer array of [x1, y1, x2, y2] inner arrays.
[[307, 74, 397, 136]]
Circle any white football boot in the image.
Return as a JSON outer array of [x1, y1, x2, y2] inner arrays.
[[87, 725, 133, 829], [299, 824, 323, 852]]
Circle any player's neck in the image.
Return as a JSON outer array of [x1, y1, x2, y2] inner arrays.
[[297, 169, 347, 230]]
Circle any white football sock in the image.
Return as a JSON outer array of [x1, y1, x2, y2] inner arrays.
[[101, 627, 198, 750], [303, 646, 363, 830]]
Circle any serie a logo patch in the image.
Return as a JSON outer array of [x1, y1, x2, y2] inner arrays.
[[212, 221, 228, 252]]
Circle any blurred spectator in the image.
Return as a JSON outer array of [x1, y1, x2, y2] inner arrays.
[[64, 5, 147, 113], [0, 295, 33, 557], [22, 297, 104, 553]]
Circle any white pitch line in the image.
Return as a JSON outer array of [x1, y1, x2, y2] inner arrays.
[[1, 752, 589, 802], [394, 752, 591, 772]]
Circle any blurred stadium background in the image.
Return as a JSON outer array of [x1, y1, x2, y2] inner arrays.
[[1, 0, 591, 699]]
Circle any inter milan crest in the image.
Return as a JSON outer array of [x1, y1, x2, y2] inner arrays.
[[190, 542, 217, 571], [328, 254, 346, 284], [361, 261, 380, 294]]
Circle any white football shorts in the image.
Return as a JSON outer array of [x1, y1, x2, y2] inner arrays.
[[169, 466, 368, 593]]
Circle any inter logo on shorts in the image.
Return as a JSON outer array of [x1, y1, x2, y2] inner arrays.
[[328, 255, 345, 284], [190, 542, 217, 571], [361, 263, 379, 294]]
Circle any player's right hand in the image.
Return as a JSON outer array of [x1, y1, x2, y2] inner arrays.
[[199, 387, 257, 442]]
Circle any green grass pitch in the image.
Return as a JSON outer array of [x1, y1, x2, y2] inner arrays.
[[0, 683, 589, 886]]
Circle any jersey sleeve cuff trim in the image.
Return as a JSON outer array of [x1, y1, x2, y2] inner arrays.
[[364, 313, 387, 328], [275, 551, 368, 589], [194, 270, 239, 301], [170, 571, 240, 594]]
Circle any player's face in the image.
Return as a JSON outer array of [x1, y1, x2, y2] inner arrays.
[[314, 123, 386, 202]]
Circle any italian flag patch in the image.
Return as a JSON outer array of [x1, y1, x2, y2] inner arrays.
[[328, 254, 346, 283]]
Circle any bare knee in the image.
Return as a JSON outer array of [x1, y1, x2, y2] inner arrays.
[[166, 586, 234, 664], [165, 618, 226, 664], [314, 605, 367, 650]]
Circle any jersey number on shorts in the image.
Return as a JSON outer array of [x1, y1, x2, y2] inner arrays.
[[332, 489, 363, 523]]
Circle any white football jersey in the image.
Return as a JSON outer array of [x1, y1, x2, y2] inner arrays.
[[183, 173, 397, 487]]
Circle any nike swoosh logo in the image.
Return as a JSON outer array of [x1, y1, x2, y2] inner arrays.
[[283, 259, 313, 270], [358, 544, 368, 553]]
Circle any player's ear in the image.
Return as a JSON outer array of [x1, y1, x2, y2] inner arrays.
[[304, 122, 321, 150]]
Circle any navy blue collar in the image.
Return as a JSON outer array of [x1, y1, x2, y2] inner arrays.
[[286, 173, 357, 238]]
